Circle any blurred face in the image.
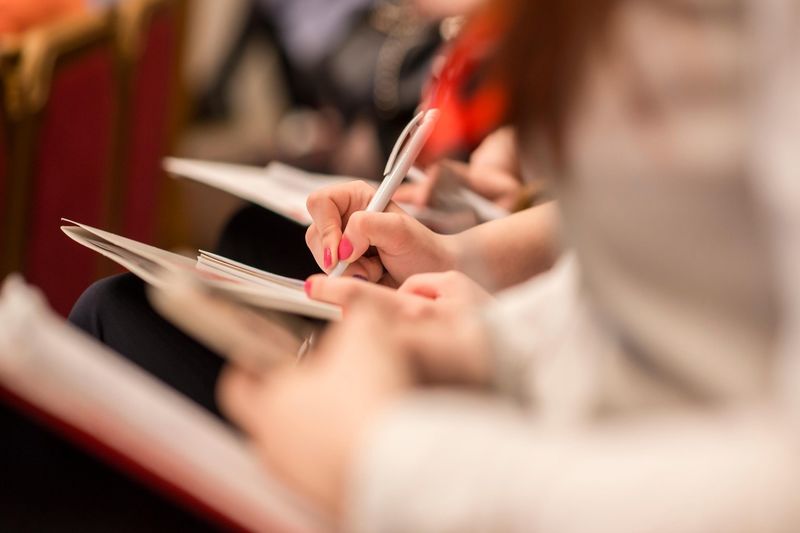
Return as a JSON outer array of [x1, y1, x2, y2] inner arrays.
[[412, 0, 487, 17]]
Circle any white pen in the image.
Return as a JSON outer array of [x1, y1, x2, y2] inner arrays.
[[329, 108, 440, 277]]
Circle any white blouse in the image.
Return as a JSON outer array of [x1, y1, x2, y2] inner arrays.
[[346, 1, 800, 531]]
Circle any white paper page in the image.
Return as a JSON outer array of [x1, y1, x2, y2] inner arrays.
[[61, 222, 342, 321], [163, 158, 482, 233], [164, 158, 355, 225], [0, 277, 325, 532], [197, 251, 306, 291]]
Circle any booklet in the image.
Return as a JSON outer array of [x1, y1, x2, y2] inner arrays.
[[0, 276, 326, 532], [60, 219, 341, 322], [164, 158, 349, 226], [164, 157, 485, 234], [147, 271, 313, 374]]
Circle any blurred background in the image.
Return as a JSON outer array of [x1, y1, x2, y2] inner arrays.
[[0, 0, 450, 315]]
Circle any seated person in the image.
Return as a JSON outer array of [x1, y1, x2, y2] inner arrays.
[[8, 0, 800, 530], [394, 126, 544, 213], [218, 0, 800, 530]]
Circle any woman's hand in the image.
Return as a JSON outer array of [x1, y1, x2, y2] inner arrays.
[[398, 270, 493, 306], [305, 181, 458, 285], [306, 272, 492, 385], [217, 273, 495, 517], [218, 305, 412, 518], [394, 159, 524, 212]]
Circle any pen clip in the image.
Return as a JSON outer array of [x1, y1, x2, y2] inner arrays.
[[383, 110, 427, 176]]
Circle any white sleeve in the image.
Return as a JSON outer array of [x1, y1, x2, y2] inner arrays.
[[343, 4, 800, 532], [483, 255, 580, 400], [482, 255, 614, 414], [345, 392, 800, 533], [750, 0, 800, 419]]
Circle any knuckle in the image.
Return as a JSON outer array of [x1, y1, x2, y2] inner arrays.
[[391, 215, 414, 248], [347, 211, 368, 233], [305, 191, 323, 211], [404, 301, 435, 321], [340, 283, 361, 302], [403, 274, 421, 287], [319, 221, 341, 240], [443, 270, 462, 284], [355, 180, 375, 193]]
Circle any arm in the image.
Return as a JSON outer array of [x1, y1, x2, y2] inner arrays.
[[347, 394, 800, 533], [221, 256, 800, 532], [346, 4, 800, 529], [449, 201, 560, 291], [305, 178, 559, 289]]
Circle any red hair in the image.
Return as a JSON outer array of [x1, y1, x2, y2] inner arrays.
[[495, 0, 617, 158]]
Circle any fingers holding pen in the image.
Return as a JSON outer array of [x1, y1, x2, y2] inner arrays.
[[306, 180, 405, 272], [304, 273, 404, 309], [336, 210, 411, 269], [305, 193, 344, 271]]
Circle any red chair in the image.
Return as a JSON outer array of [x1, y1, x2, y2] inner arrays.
[[0, 105, 7, 260], [2, 11, 118, 315], [116, 0, 184, 244]]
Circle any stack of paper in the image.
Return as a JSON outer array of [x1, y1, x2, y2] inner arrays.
[[0, 276, 324, 532], [164, 158, 493, 234], [61, 219, 341, 322]]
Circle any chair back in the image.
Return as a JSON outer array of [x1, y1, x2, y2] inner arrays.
[[2, 11, 118, 315], [115, 0, 185, 243], [0, 103, 7, 259]]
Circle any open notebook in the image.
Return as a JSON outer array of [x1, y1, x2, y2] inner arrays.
[[0, 276, 325, 532], [164, 157, 490, 233], [61, 219, 341, 322]]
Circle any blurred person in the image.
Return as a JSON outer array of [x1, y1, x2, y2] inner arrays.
[[60, 0, 551, 410], [218, 0, 800, 531], [195, 0, 444, 174], [0, 0, 85, 34], [394, 126, 544, 213], [195, 0, 376, 122], [0, 0, 559, 528]]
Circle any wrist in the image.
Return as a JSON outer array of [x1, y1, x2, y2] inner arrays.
[[454, 311, 493, 386], [438, 233, 464, 273]]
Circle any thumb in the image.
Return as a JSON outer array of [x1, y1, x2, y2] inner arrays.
[[397, 272, 447, 300], [305, 274, 394, 308], [338, 210, 412, 267]]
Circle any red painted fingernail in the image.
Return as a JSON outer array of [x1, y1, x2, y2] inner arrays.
[[304, 279, 312, 295], [323, 248, 332, 269], [338, 237, 353, 260]]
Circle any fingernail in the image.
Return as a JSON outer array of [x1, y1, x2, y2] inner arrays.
[[323, 248, 332, 269], [338, 237, 353, 261], [353, 275, 368, 281], [304, 279, 312, 295]]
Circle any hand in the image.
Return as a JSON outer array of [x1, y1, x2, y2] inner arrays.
[[218, 304, 412, 518], [398, 270, 493, 307], [393, 160, 524, 212], [305, 181, 457, 285], [306, 273, 492, 385]]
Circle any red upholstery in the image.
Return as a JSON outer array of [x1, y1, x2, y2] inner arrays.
[[121, 6, 177, 242], [25, 46, 116, 316], [0, 108, 6, 259]]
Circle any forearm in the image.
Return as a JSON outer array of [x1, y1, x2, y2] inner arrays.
[[447, 202, 560, 291], [346, 393, 800, 533]]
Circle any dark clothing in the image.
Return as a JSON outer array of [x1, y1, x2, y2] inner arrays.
[[68, 205, 319, 415], [1, 206, 319, 530]]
